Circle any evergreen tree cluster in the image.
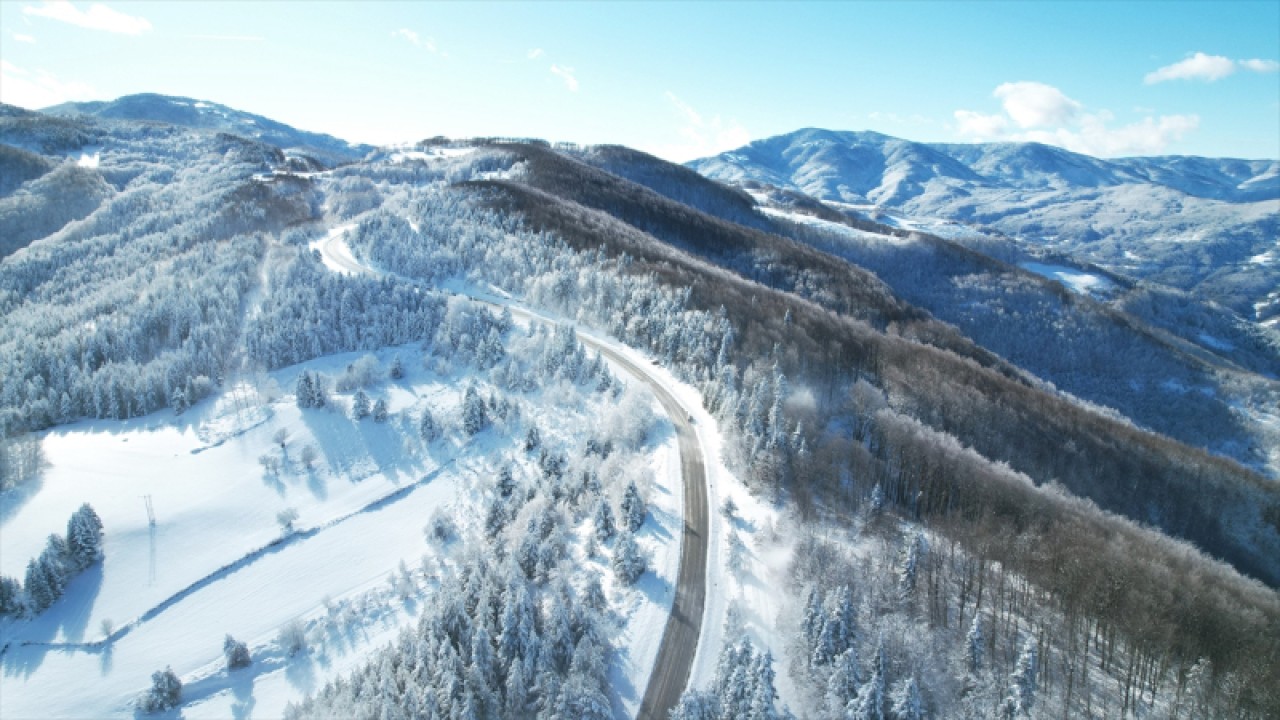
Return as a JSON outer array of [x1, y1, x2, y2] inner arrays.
[[670, 637, 785, 720], [285, 557, 614, 720], [2, 503, 103, 617], [245, 250, 447, 370]]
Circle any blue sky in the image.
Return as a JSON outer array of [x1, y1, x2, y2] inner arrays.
[[2, 1, 1277, 161]]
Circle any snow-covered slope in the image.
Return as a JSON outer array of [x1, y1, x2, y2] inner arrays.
[[43, 94, 371, 166]]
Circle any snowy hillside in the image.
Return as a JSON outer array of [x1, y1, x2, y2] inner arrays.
[[690, 128, 1280, 324], [43, 94, 371, 166]]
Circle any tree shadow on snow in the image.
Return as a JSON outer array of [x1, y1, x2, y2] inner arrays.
[[229, 667, 256, 720], [285, 652, 317, 694], [634, 570, 672, 608], [0, 563, 104, 678]]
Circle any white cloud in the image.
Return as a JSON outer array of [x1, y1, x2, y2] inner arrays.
[[550, 64, 578, 92], [1143, 53, 1279, 84], [12, 32, 37, 43], [0, 60, 96, 109], [23, 1, 151, 35], [953, 109, 1009, 139], [392, 28, 420, 45], [954, 81, 1198, 156], [1021, 113, 1200, 156], [993, 81, 1081, 128], [392, 28, 439, 54], [1145, 52, 1236, 83], [1240, 58, 1280, 73], [527, 48, 544, 60], [648, 91, 750, 162]]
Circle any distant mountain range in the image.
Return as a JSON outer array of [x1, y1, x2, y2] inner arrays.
[[43, 93, 371, 166], [690, 128, 1280, 324]]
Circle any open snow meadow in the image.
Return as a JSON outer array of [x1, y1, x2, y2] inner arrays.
[[0, 334, 689, 717]]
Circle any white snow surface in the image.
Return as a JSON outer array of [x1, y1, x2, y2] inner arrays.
[[1020, 261, 1116, 296]]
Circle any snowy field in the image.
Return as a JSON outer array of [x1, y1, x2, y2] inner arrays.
[[1019, 261, 1116, 297], [0, 334, 686, 718]]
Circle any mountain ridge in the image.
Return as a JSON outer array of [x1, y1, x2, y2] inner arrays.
[[690, 127, 1280, 323], [42, 92, 371, 166]]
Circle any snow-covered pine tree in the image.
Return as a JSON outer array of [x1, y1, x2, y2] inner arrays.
[[138, 666, 182, 713], [0, 575, 22, 617], [965, 612, 985, 674], [66, 503, 104, 570], [352, 389, 371, 420], [890, 676, 924, 720], [899, 530, 926, 602], [419, 407, 439, 442], [593, 499, 616, 542], [524, 424, 540, 451], [223, 634, 251, 669], [670, 690, 720, 720], [497, 465, 515, 498], [825, 648, 863, 716], [611, 529, 647, 585], [484, 496, 508, 540], [372, 397, 389, 423], [389, 354, 404, 380], [849, 638, 886, 720], [24, 557, 55, 613], [295, 371, 315, 409], [1005, 637, 1037, 718], [462, 385, 488, 436], [620, 480, 646, 531]]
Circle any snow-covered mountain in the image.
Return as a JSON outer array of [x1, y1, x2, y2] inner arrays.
[[43, 93, 371, 166], [690, 128, 1280, 323]]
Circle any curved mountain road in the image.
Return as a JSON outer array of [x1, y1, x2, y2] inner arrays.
[[320, 230, 709, 719]]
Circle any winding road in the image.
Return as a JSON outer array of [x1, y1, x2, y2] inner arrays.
[[320, 230, 709, 720]]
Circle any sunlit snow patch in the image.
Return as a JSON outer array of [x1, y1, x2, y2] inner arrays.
[[1020, 262, 1115, 296]]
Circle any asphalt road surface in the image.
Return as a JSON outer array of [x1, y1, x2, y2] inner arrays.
[[320, 230, 710, 719]]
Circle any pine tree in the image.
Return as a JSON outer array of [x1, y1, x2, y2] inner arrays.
[[24, 557, 55, 613], [462, 385, 488, 436], [497, 465, 515, 498], [66, 503, 104, 570], [524, 424, 540, 451], [669, 690, 719, 720], [419, 407, 439, 442], [611, 530, 646, 585], [593, 499, 616, 542], [295, 372, 315, 409], [389, 354, 404, 380], [0, 575, 22, 617], [620, 481, 646, 532], [825, 648, 863, 715], [372, 397, 389, 423], [899, 531, 925, 601], [223, 634, 252, 669], [890, 676, 924, 720], [850, 639, 886, 720], [139, 666, 182, 713], [801, 586, 823, 648], [352, 390, 371, 419], [965, 613, 985, 674], [1006, 637, 1037, 717], [484, 496, 508, 540]]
